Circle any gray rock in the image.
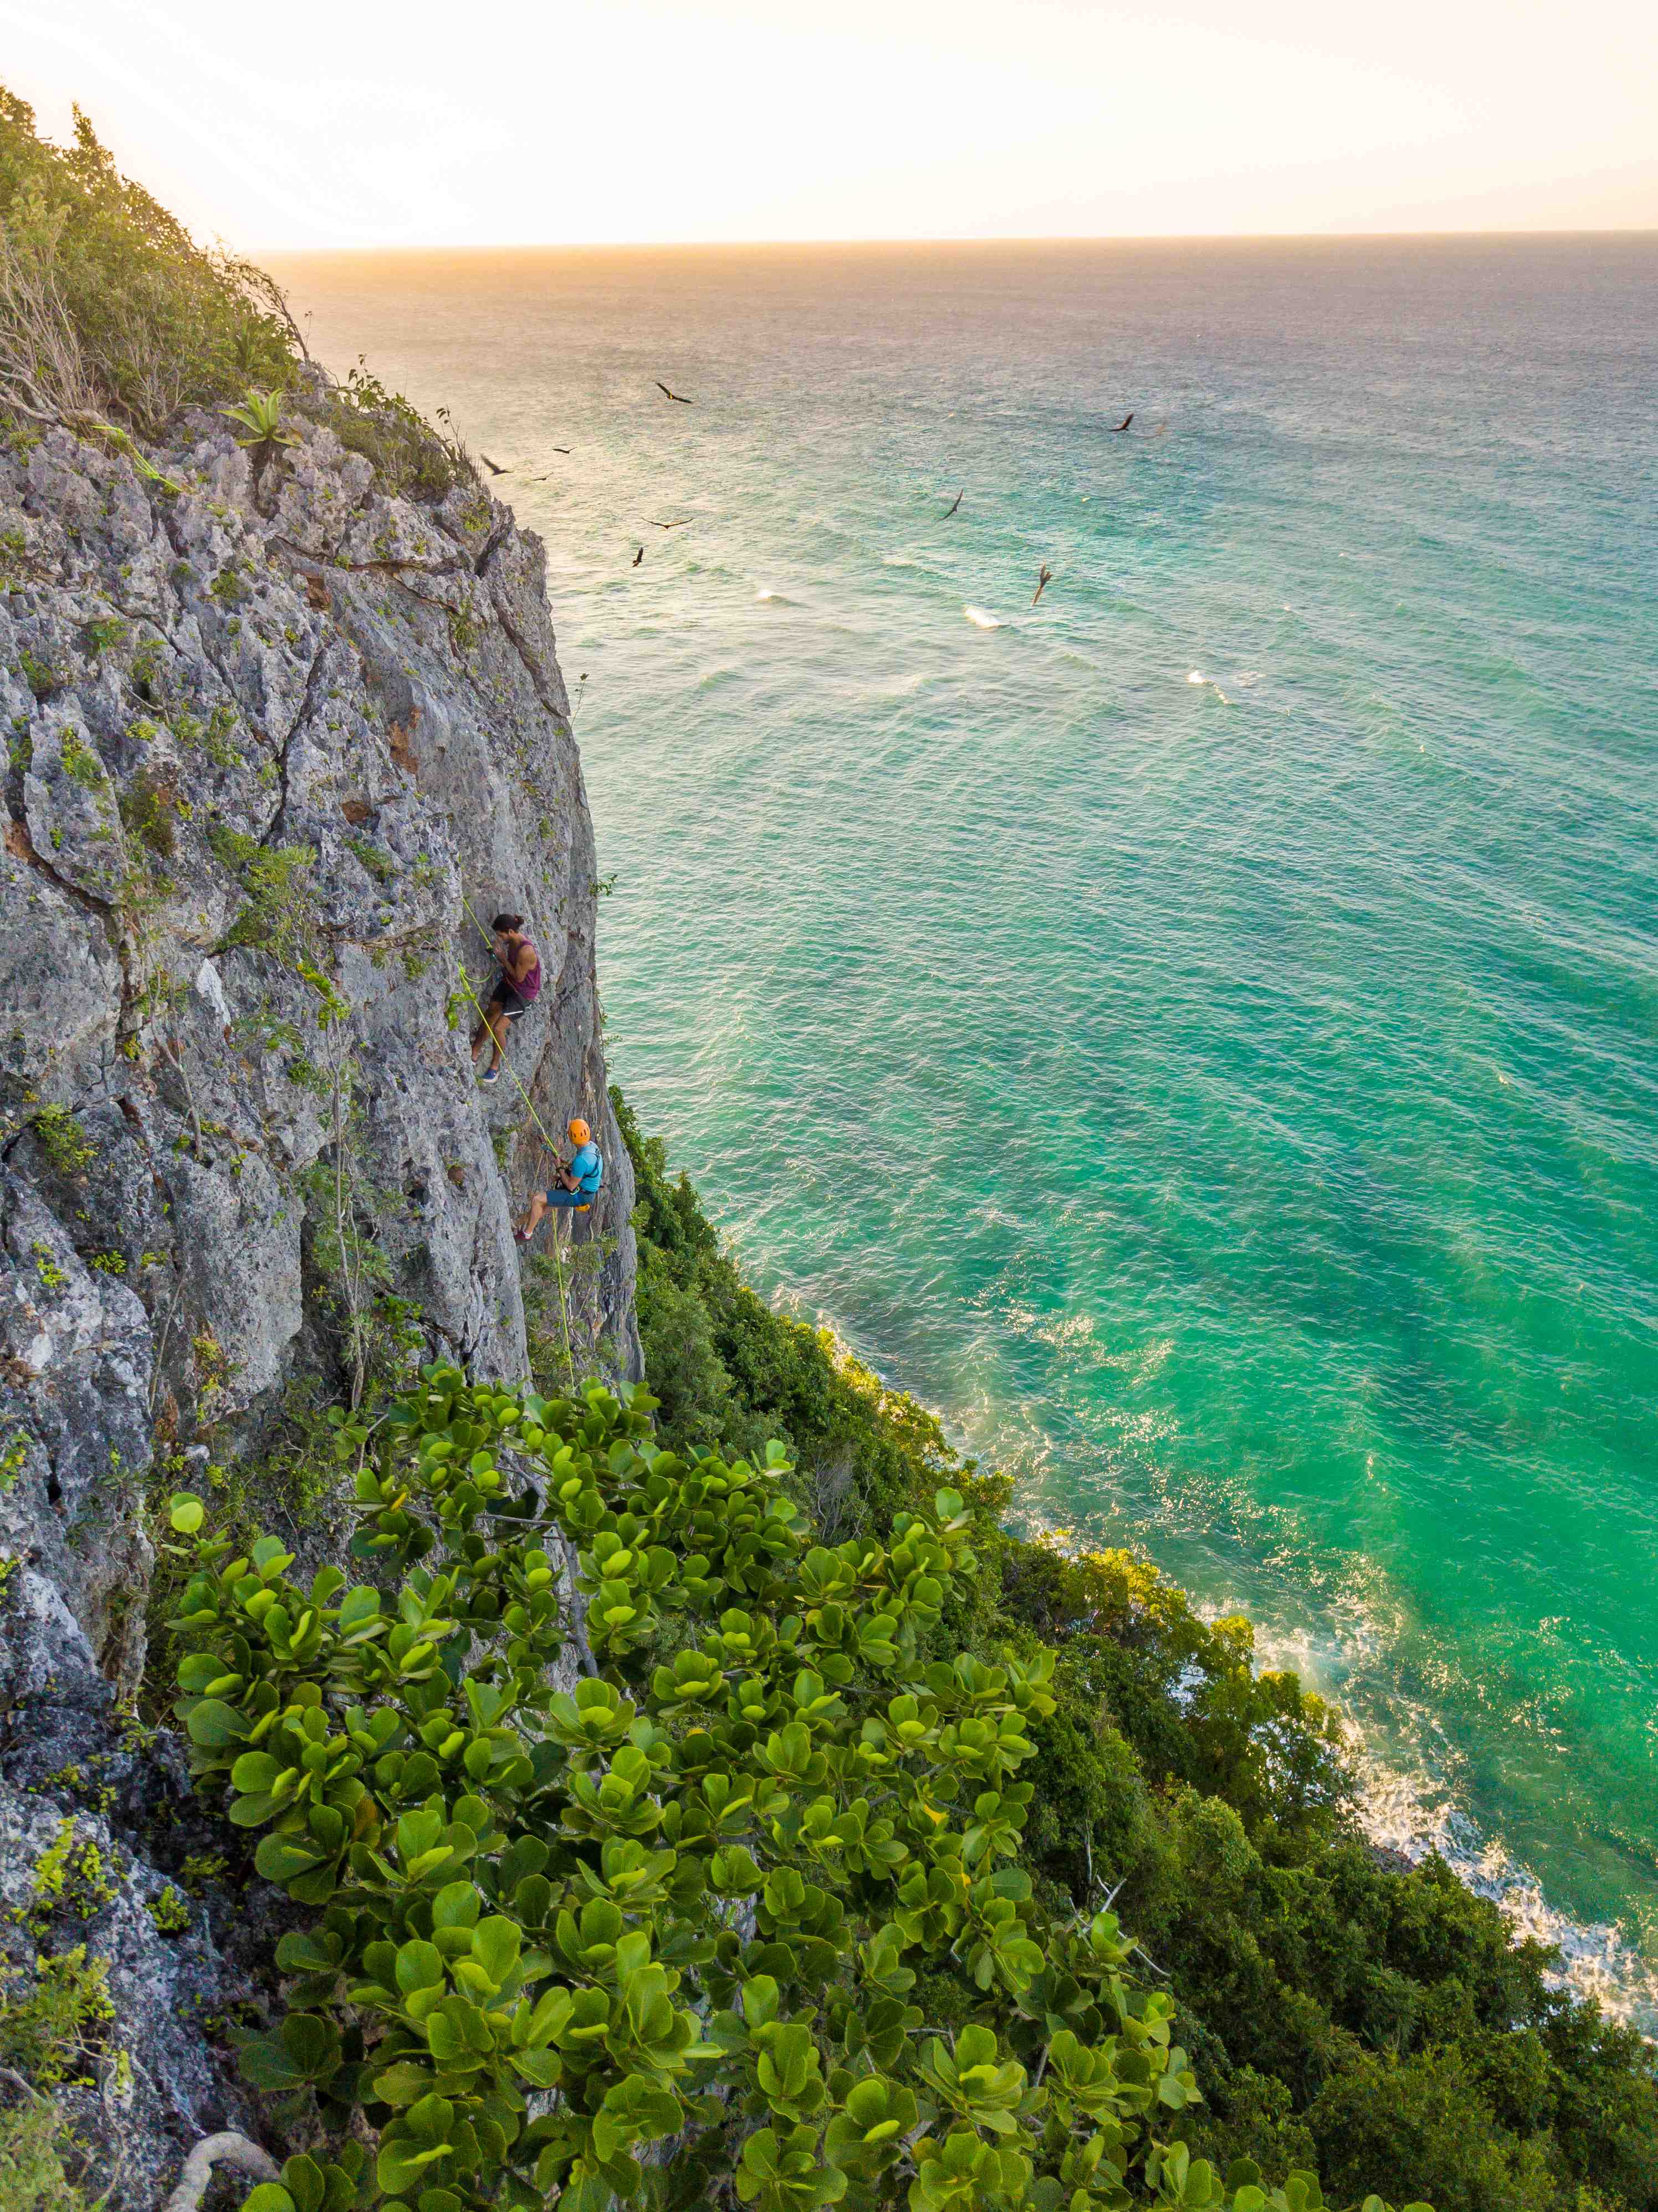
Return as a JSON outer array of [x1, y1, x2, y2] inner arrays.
[[0, 1567, 272, 2212], [0, 397, 641, 2203]]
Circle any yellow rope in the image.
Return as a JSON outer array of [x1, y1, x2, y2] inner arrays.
[[454, 900, 577, 1389], [457, 892, 567, 1160]]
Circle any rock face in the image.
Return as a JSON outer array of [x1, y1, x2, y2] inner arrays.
[[0, 400, 638, 2201]]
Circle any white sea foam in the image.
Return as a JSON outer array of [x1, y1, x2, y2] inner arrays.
[[1237, 1612, 1658, 2031], [965, 606, 1002, 629], [1000, 1524, 1658, 2033], [1345, 1739, 1658, 2029]]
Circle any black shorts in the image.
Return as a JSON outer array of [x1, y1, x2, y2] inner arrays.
[[493, 970, 529, 1020]]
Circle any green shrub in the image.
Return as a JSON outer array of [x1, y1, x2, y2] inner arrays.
[[222, 386, 300, 480], [117, 764, 176, 858], [212, 833, 319, 960], [31, 1104, 95, 1176], [305, 361, 469, 504], [1306, 2049, 1557, 2212], [0, 1944, 120, 2209], [0, 1944, 114, 2087], [0, 2092, 99, 2212], [17, 646, 63, 700], [0, 85, 296, 433], [614, 1093, 1658, 2212], [345, 834, 398, 886], [165, 1370, 1435, 2212]]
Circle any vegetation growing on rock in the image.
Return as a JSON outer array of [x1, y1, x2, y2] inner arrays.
[[165, 1368, 1420, 2212], [0, 88, 295, 434], [0, 83, 1654, 2212]]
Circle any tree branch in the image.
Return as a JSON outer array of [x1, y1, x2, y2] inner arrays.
[[162, 2132, 280, 2212]]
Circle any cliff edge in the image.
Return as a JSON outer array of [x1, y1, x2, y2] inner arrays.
[[0, 396, 636, 2200]]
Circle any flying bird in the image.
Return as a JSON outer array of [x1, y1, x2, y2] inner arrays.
[[649, 518, 695, 531], [944, 489, 964, 516], [1032, 564, 1053, 606], [632, 546, 644, 567], [480, 454, 509, 474], [1108, 414, 1134, 434], [655, 382, 695, 404]]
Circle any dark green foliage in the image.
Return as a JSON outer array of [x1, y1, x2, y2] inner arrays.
[[1303, 2049, 1559, 2212], [17, 646, 63, 700], [1012, 1570, 1658, 2210], [615, 1095, 1658, 2212], [170, 1373, 1352, 2212]]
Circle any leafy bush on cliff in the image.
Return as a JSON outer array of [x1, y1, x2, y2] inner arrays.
[[168, 1369, 1391, 2212], [615, 1095, 1658, 2211], [0, 85, 296, 433], [314, 360, 474, 503], [0, 87, 471, 504]]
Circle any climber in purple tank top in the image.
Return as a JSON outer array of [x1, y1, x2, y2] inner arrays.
[[473, 912, 541, 1083]]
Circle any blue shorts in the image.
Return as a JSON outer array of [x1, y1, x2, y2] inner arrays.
[[541, 1188, 594, 1211]]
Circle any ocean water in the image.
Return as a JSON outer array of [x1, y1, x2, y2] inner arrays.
[[269, 238, 1658, 2019]]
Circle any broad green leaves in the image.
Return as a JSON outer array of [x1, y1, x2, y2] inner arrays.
[[165, 1365, 1429, 2212], [238, 2011, 341, 2093]]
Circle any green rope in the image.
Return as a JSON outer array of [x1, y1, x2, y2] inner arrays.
[[453, 903, 577, 1390]]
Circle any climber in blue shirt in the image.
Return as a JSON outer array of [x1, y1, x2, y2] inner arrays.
[[514, 1117, 603, 1243]]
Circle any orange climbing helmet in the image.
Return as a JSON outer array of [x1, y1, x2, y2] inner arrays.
[[567, 1118, 591, 1145]]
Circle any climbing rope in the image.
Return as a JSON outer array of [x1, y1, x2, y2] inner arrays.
[[454, 894, 579, 1389]]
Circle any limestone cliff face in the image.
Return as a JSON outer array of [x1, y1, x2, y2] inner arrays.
[[0, 400, 636, 2202]]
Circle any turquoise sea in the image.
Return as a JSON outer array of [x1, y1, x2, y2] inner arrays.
[[271, 238, 1658, 2019]]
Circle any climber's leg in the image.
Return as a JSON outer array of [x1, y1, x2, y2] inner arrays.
[[514, 1189, 549, 1245], [477, 981, 529, 1080], [472, 997, 504, 1064], [514, 1190, 590, 1246]]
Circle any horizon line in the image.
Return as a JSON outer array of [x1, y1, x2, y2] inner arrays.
[[255, 224, 1658, 257]]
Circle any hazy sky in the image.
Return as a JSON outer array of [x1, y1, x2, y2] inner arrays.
[[6, 0, 1656, 246]]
